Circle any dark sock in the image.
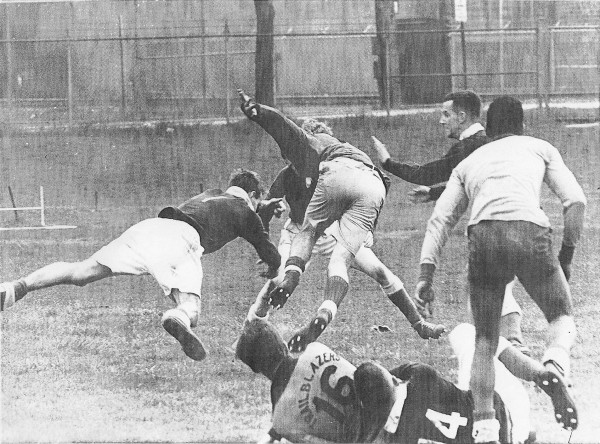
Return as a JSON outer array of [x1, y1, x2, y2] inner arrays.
[[387, 288, 421, 325], [14, 279, 28, 301], [325, 276, 349, 306]]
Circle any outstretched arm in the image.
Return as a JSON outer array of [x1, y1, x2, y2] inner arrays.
[[239, 90, 319, 179]]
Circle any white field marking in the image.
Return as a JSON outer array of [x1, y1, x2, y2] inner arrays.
[[564, 122, 599, 128], [0, 225, 77, 231]]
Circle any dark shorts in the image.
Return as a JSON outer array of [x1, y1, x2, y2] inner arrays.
[[467, 220, 558, 289]]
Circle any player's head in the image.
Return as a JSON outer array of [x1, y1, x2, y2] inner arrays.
[[301, 118, 333, 136], [486, 95, 524, 138], [354, 362, 398, 437], [229, 168, 265, 208], [236, 319, 290, 381], [439, 90, 482, 140]]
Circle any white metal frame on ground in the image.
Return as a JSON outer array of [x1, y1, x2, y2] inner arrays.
[[0, 186, 77, 231]]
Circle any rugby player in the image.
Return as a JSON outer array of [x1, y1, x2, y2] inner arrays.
[[0, 169, 281, 362], [372, 90, 529, 356], [416, 96, 585, 441], [239, 90, 445, 351], [236, 292, 574, 444]]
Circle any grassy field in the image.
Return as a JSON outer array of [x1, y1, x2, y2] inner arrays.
[[1, 108, 599, 443]]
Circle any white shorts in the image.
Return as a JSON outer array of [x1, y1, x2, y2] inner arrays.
[[449, 323, 531, 444], [92, 218, 204, 297]]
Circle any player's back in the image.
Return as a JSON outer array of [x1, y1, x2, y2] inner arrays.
[[158, 188, 257, 254], [387, 363, 511, 444], [271, 342, 362, 443]]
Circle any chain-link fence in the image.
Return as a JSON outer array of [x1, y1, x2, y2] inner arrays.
[[1, 24, 598, 126]]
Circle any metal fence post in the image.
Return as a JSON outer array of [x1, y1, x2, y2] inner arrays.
[[384, 28, 391, 117], [460, 22, 468, 89], [67, 29, 73, 127], [537, 18, 550, 111], [118, 15, 127, 119], [224, 20, 231, 123], [5, 5, 13, 126]]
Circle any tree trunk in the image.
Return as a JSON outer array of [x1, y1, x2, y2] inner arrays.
[[374, 0, 394, 107], [254, 0, 275, 106]]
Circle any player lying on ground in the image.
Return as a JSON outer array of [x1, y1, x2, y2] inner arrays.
[[236, 292, 575, 443], [239, 90, 444, 352], [371, 90, 529, 356], [0, 169, 281, 362], [255, 163, 445, 343], [416, 96, 585, 442]]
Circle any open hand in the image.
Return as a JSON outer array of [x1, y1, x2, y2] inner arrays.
[[408, 186, 432, 204], [371, 136, 391, 165]]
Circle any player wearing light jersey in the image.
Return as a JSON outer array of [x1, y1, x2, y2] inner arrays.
[[236, 293, 572, 443], [416, 96, 585, 442]]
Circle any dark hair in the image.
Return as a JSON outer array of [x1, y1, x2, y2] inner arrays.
[[236, 320, 289, 380], [486, 95, 524, 138], [228, 168, 264, 196], [354, 362, 396, 441], [443, 90, 481, 119]]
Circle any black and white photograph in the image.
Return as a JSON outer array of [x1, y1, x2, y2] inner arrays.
[[1, 0, 599, 442]]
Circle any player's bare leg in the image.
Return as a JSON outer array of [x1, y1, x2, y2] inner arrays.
[[352, 247, 445, 339], [520, 272, 578, 430], [1, 259, 112, 311], [470, 282, 504, 444], [162, 289, 206, 361], [288, 242, 352, 352], [499, 279, 530, 356]]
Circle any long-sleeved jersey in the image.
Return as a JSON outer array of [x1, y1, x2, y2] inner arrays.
[[158, 186, 280, 270], [267, 165, 315, 226], [244, 103, 376, 177], [386, 363, 513, 444], [421, 135, 587, 267], [381, 126, 488, 200]]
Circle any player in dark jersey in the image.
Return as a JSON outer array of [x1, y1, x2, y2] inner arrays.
[[239, 90, 444, 352], [0, 169, 281, 362], [237, 293, 575, 444]]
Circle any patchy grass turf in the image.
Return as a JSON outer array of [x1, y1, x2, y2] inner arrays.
[[1, 114, 599, 443]]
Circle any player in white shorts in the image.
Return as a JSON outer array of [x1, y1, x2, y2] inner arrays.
[[1, 169, 281, 362]]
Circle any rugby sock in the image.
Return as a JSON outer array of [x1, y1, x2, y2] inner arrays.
[[387, 288, 421, 326], [316, 300, 338, 325], [325, 275, 349, 306], [14, 279, 28, 301], [472, 416, 500, 443]]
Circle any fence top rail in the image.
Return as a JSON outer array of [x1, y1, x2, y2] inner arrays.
[[2, 25, 598, 44]]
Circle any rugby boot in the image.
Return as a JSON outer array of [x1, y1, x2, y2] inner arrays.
[[412, 319, 446, 339], [162, 308, 207, 361], [535, 366, 578, 430], [288, 310, 331, 353]]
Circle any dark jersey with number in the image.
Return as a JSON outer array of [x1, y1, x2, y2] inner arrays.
[[387, 363, 513, 444]]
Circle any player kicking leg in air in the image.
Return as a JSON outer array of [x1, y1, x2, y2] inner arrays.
[[241, 92, 444, 352], [1, 169, 282, 362]]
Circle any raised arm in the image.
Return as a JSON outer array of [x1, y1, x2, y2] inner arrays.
[[239, 90, 320, 180], [372, 136, 467, 186]]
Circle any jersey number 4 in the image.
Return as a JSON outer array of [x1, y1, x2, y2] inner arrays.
[[313, 365, 355, 423], [425, 409, 468, 439]]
